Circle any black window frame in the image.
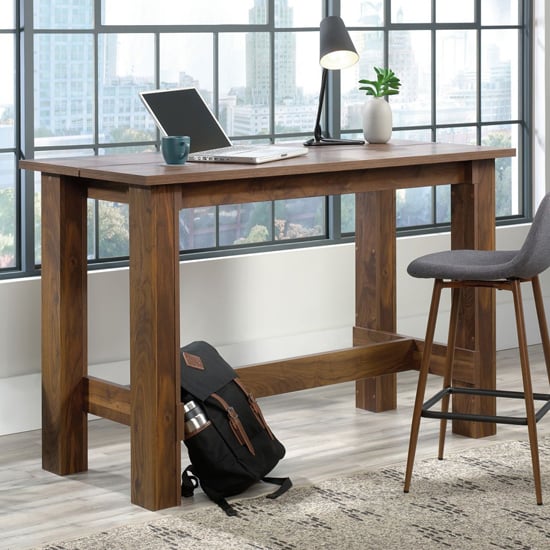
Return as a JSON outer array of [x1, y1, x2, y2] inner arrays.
[[0, 0, 532, 280]]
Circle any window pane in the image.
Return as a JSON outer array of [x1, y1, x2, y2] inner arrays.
[[274, 197, 325, 240], [436, 0, 474, 23], [393, 128, 432, 141], [180, 207, 216, 250], [341, 0, 384, 26], [481, 30, 519, 122], [98, 34, 155, 144], [34, 34, 94, 145], [87, 198, 95, 259], [0, 153, 15, 269], [103, 0, 266, 25], [436, 30, 476, 125], [397, 187, 433, 228], [275, 0, 322, 27], [389, 31, 432, 128], [436, 126, 477, 145], [391, 0, 431, 23], [481, 0, 519, 25], [220, 202, 272, 246], [0, 35, 14, 146], [341, 194, 355, 234], [219, 33, 270, 137], [246, 32, 271, 105], [160, 34, 213, 93], [355, 30, 385, 74], [343, 31, 385, 131], [0, 0, 14, 28], [34, 176, 41, 266], [482, 124, 519, 217], [34, 0, 94, 29], [97, 201, 129, 259], [435, 186, 450, 224], [275, 31, 318, 134]]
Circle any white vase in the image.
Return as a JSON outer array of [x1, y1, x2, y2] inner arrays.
[[362, 97, 392, 144]]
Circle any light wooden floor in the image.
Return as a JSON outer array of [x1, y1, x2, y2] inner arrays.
[[2, 345, 550, 550]]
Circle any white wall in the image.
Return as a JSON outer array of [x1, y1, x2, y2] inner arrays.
[[0, 0, 548, 435], [2, 224, 547, 435]]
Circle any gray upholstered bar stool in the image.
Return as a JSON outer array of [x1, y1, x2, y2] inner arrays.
[[403, 192, 550, 504]]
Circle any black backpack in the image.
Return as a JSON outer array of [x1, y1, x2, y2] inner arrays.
[[179, 341, 291, 515]]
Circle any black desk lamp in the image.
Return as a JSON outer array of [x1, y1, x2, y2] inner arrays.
[[304, 16, 365, 146]]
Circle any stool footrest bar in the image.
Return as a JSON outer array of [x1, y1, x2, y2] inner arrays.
[[421, 387, 550, 426]]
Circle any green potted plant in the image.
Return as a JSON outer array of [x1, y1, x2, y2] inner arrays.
[[358, 67, 401, 143]]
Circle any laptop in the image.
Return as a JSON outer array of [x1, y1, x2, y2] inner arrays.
[[139, 87, 308, 164]]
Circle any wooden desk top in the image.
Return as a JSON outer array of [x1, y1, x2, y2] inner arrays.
[[21, 140, 515, 188]]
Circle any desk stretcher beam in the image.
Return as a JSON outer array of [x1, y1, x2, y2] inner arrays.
[[84, 376, 131, 425], [235, 339, 415, 398]]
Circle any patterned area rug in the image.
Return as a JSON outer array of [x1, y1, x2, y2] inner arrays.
[[35, 438, 550, 550]]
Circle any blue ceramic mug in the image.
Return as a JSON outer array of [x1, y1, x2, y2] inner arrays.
[[161, 135, 191, 165]]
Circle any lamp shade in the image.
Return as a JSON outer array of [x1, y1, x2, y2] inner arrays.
[[319, 16, 359, 70]]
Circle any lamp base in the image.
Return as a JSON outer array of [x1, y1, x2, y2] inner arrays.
[[304, 137, 365, 146]]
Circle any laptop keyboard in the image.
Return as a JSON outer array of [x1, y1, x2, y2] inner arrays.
[[191, 145, 257, 156]]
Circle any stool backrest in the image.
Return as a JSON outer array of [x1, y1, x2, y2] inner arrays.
[[511, 192, 550, 279]]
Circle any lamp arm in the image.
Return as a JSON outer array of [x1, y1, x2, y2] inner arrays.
[[305, 66, 364, 147], [313, 68, 328, 142]]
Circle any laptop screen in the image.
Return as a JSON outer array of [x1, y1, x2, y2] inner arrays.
[[139, 88, 232, 153]]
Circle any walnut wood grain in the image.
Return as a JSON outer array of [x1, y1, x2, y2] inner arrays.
[[235, 339, 416, 398], [129, 185, 181, 510], [41, 174, 88, 475], [354, 190, 397, 412], [84, 376, 131, 425], [450, 164, 497, 437], [175, 162, 469, 209], [87, 180, 129, 203]]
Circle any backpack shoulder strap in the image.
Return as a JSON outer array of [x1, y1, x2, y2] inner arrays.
[[216, 498, 239, 517], [181, 465, 199, 497], [263, 476, 292, 499], [215, 478, 291, 516]]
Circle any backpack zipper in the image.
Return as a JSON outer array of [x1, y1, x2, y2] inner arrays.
[[211, 393, 256, 456]]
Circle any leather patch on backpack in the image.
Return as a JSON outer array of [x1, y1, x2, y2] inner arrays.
[[183, 352, 204, 370]]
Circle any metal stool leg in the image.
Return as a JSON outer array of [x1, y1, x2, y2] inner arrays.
[[438, 286, 462, 460], [512, 279, 543, 505], [404, 279, 443, 493], [532, 276, 550, 386]]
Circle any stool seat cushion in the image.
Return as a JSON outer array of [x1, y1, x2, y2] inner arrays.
[[408, 192, 550, 281], [407, 249, 519, 280]]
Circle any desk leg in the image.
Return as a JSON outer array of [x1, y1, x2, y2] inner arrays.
[[129, 186, 181, 510], [354, 190, 397, 411], [41, 175, 88, 474], [450, 161, 497, 438]]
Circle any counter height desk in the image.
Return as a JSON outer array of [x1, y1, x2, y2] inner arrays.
[[21, 140, 515, 511]]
